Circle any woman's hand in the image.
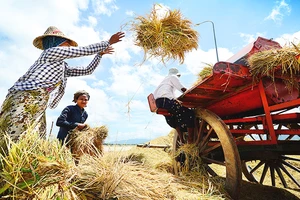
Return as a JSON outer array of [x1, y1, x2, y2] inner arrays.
[[100, 46, 114, 56], [109, 32, 125, 45]]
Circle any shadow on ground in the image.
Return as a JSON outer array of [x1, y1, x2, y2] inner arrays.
[[239, 180, 300, 200]]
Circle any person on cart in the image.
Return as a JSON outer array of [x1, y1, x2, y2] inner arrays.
[[153, 68, 195, 143]]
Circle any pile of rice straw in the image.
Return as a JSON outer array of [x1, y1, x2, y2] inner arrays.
[[247, 43, 300, 91], [191, 64, 213, 86], [199, 64, 213, 80], [175, 143, 205, 173], [68, 125, 108, 158], [0, 129, 226, 199], [131, 4, 199, 64]]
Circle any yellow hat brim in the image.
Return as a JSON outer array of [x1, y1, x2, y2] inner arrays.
[[33, 34, 78, 50]]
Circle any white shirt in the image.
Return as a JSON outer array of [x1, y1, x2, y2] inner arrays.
[[153, 75, 185, 100]]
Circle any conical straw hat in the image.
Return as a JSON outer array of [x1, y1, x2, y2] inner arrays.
[[33, 26, 78, 50]]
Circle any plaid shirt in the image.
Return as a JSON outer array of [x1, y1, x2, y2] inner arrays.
[[9, 41, 109, 109]]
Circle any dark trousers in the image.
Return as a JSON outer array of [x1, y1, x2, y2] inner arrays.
[[155, 98, 195, 131]]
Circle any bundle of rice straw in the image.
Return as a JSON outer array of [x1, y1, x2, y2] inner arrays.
[[175, 143, 205, 173], [199, 64, 213, 79], [0, 131, 76, 198], [0, 127, 227, 199], [131, 4, 199, 64], [191, 64, 213, 86], [247, 43, 300, 91], [68, 125, 108, 158]]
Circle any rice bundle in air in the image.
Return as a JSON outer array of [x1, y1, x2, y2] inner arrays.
[[131, 4, 199, 64]]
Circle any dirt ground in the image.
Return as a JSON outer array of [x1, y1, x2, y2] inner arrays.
[[239, 180, 300, 200], [103, 143, 300, 200]]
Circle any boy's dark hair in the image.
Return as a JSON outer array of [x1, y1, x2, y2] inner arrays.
[[73, 90, 90, 102]]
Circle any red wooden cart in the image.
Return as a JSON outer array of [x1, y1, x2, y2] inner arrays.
[[148, 37, 300, 199]]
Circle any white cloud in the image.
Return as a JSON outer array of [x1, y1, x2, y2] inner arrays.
[[154, 4, 171, 19], [75, 0, 89, 10], [91, 0, 119, 16], [107, 113, 172, 143], [239, 32, 267, 44], [238, 31, 300, 49], [264, 0, 291, 25], [108, 65, 145, 96], [275, 31, 300, 47], [184, 47, 233, 75], [125, 10, 134, 17], [91, 80, 107, 87], [71, 26, 104, 45], [109, 35, 136, 63], [88, 16, 98, 27]]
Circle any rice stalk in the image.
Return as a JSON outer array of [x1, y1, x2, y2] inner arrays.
[[247, 43, 300, 92], [68, 125, 108, 158], [115, 164, 175, 200], [176, 143, 205, 173], [194, 63, 214, 85], [73, 154, 126, 199], [0, 130, 76, 199], [0, 126, 227, 199]]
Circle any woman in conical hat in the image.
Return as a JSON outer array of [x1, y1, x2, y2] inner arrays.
[[0, 26, 124, 143]]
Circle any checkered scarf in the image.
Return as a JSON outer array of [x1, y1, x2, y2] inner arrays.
[[42, 36, 67, 50]]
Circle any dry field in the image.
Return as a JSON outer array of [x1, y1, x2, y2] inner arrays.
[[103, 131, 300, 200], [0, 130, 299, 199]]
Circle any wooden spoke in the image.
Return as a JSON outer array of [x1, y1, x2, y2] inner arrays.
[[204, 164, 218, 177], [241, 118, 300, 190], [172, 108, 241, 200], [200, 142, 221, 156], [281, 160, 300, 173], [282, 155, 300, 162], [243, 158, 300, 189], [249, 161, 264, 173], [275, 166, 287, 188], [270, 166, 276, 186], [259, 164, 269, 184], [195, 119, 205, 145], [198, 126, 213, 150], [279, 163, 300, 188], [241, 161, 258, 182], [202, 157, 226, 166]]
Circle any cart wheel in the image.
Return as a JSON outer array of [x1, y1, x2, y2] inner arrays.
[[241, 123, 300, 188], [242, 156, 300, 188], [172, 108, 242, 200]]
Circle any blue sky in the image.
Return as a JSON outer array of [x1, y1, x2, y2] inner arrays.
[[0, 0, 299, 143]]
